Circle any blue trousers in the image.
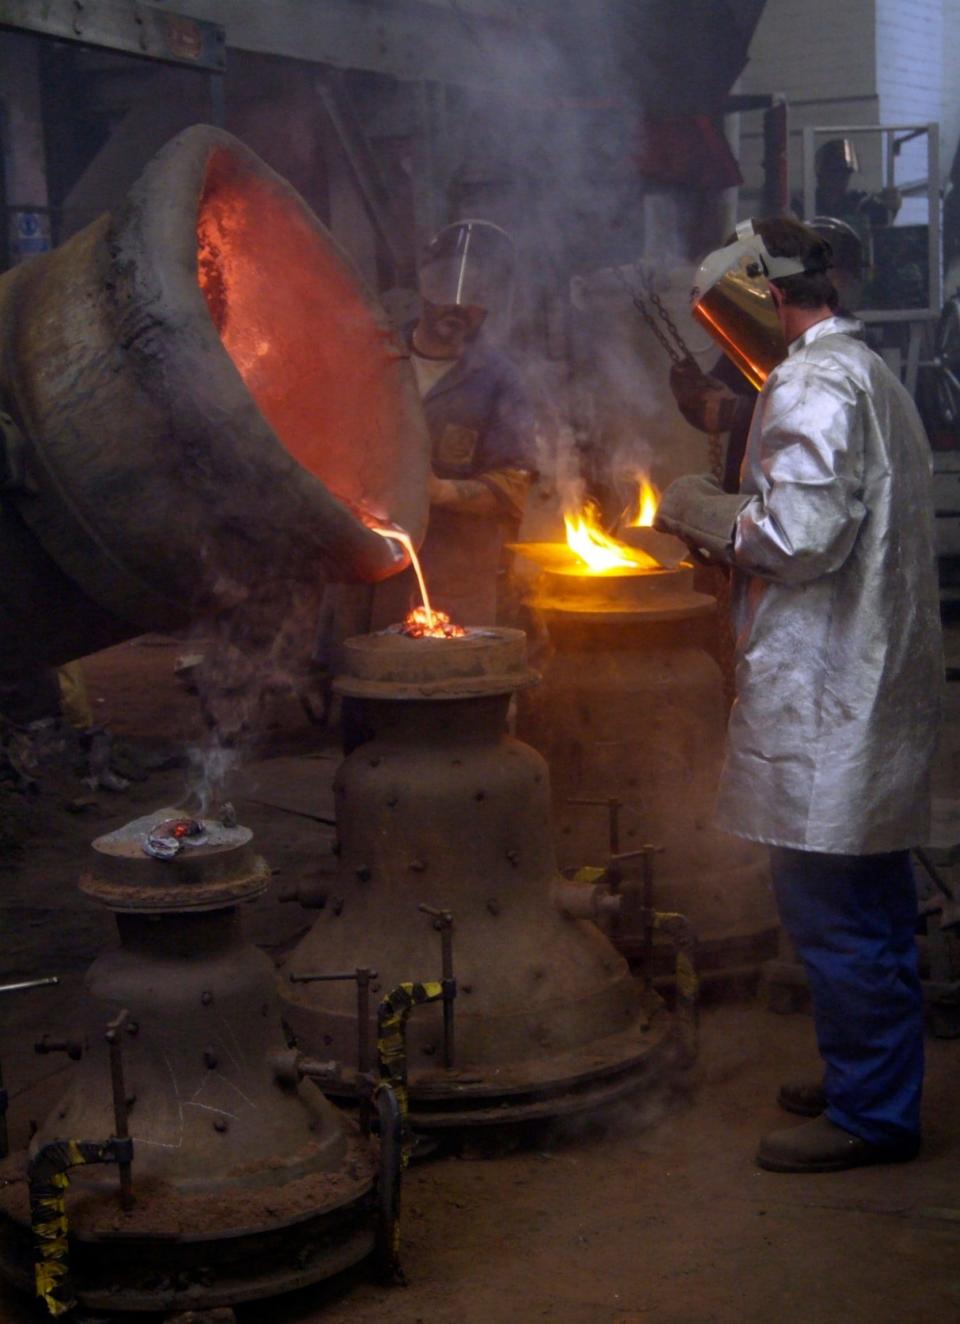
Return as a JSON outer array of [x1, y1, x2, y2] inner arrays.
[[769, 847, 924, 1145]]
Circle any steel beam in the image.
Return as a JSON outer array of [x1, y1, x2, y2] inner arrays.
[[0, 0, 226, 72], [140, 0, 550, 90], [315, 70, 410, 279]]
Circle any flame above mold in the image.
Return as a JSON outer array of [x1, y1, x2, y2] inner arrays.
[[512, 476, 678, 577], [626, 476, 660, 529], [564, 503, 660, 573]]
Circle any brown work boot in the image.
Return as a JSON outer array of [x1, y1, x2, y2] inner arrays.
[[757, 1115, 920, 1173], [777, 1080, 826, 1117]]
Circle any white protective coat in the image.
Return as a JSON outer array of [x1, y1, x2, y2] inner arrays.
[[716, 316, 942, 852]]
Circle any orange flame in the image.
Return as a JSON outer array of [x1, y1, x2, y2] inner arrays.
[[627, 476, 660, 528], [564, 502, 658, 573]]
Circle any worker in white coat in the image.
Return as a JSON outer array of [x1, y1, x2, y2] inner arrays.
[[655, 216, 942, 1173]]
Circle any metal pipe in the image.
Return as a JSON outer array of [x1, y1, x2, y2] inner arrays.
[[104, 1010, 134, 1212], [418, 906, 455, 1069], [568, 797, 622, 856], [289, 966, 380, 1124], [0, 1058, 6, 1166], [649, 911, 699, 1063], [551, 879, 605, 921], [374, 1083, 403, 1282], [0, 977, 59, 995], [354, 967, 376, 1134], [354, 967, 375, 1077]]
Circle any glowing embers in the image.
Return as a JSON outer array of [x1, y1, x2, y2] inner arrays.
[[399, 606, 466, 639], [142, 815, 207, 860]]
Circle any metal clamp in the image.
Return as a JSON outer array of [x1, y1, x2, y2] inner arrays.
[[648, 910, 699, 1062], [376, 979, 452, 1153], [417, 905, 456, 1069], [606, 846, 663, 961], [105, 1010, 134, 1212], [34, 1036, 83, 1062], [373, 1083, 404, 1283], [567, 796, 623, 855], [289, 967, 378, 1129], [29, 1135, 134, 1317]]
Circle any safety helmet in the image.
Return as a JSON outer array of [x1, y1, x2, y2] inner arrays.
[[689, 220, 808, 389], [809, 215, 864, 280], [418, 219, 515, 314]]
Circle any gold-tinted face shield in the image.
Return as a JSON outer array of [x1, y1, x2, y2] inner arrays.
[[690, 224, 806, 390], [691, 255, 786, 390]]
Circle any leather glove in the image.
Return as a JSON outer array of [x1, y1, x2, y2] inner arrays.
[[669, 359, 738, 433], [654, 473, 750, 564]]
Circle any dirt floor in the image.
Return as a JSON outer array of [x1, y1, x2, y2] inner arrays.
[[1, 628, 959, 1324]]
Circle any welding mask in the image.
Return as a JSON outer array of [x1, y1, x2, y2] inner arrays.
[[689, 220, 808, 389], [418, 220, 516, 320]]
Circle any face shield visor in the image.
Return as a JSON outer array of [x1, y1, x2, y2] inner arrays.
[[815, 137, 860, 178], [418, 220, 516, 322], [689, 220, 807, 389]]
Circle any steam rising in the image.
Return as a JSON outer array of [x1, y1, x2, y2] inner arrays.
[[420, 10, 725, 536], [181, 584, 321, 815], [180, 2, 743, 751]]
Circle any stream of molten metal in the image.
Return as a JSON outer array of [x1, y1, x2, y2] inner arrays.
[[370, 526, 465, 637]]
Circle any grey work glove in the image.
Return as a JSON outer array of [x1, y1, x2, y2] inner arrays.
[[654, 473, 750, 565]]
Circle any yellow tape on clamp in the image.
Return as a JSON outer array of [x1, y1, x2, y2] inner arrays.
[[572, 866, 607, 885], [65, 1141, 88, 1168], [31, 1141, 94, 1315], [35, 1253, 71, 1309], [377, 980, 444, 1118]]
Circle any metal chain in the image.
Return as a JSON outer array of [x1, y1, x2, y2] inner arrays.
[[611, 264, 697, 367], [612, 263, 727, 495], [646, 284, 695, 363]]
